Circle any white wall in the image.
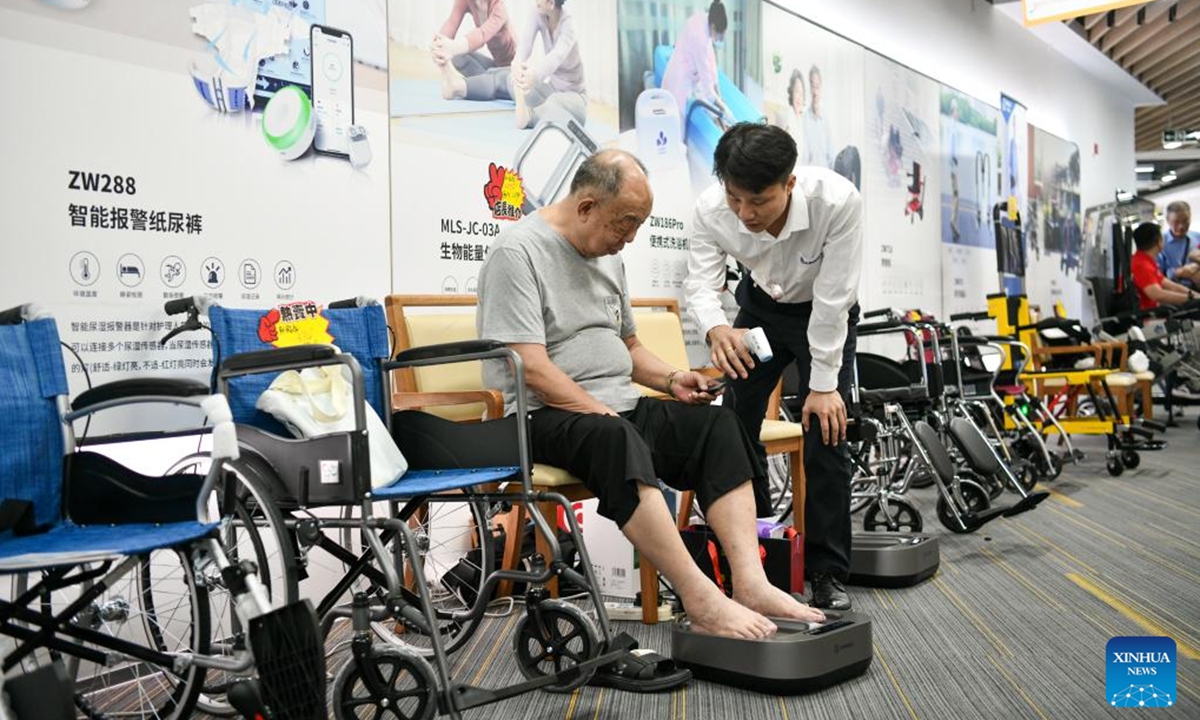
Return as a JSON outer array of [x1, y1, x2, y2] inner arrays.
[[772, 0, 1139, 306], [1146, 179, 1200, 218]]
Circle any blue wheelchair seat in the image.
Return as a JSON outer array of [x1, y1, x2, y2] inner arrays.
[[0, 316, 219, 574], [0, 521, 217, 574]]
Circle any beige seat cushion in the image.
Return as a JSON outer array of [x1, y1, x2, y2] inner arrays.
[[761, 419, 804, 442], [1105, 372, 1137, 388], [403, 313, 487, 421], [1040, 377, 1068, 388], [532, 463, 584, 487], [1134, 370, 1156, 382]]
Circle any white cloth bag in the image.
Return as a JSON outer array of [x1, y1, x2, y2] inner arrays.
[[256, 363, 407, 489]]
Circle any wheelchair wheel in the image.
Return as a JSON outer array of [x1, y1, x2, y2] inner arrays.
[[332, 645, 438, 720], [936, 479, 990, 533], [862, 498, 923, 533], [1121, 449, 1141, 470], [963, 468, 1003, 500], [767, 406, 796, 519], [1106, 455, 1125, 477], [165, 453, 300, 716], [361, 493, 493, 657], [513, 600, 600, 693], [848, 474, 877, 515], [16, 550, 211, 718]]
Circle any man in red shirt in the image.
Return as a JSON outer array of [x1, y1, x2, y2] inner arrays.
[[1131, 222, 1196, 309]]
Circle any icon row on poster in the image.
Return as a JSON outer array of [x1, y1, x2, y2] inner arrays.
[[69, 252, 297, 292]]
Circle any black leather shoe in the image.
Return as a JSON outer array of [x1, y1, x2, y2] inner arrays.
[[810, 573, 852, 611]]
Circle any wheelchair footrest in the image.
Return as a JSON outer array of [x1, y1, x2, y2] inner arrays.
[[1139, 419, 1168, 433], [1120, 425, 1154, 439], [249, 599, 327, 720], [1001, 491, 1050, 518], [448, 634, 637, 712]]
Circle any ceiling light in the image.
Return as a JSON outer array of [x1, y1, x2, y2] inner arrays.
[[1135, 165, 1154, 173], [1163, 141, 1184, 150]]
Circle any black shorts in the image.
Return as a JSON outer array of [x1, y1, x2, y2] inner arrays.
[[528, 397, 765, 528]]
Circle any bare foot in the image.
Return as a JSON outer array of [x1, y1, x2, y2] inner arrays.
[[686, 588, 776, 640], [440, 62, 466, 100], [734, 582, 826, 623]]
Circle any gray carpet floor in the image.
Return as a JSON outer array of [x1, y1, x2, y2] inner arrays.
[[320, 426, 1200, 720]]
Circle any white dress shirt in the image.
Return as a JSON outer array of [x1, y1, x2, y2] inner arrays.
[[683, 167, 863, 392]]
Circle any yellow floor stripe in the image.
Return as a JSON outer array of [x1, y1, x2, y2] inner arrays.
[[1045, 504, 1200, 587], [882, 587, 899, 611], [590, 688, 605, 720], [471, 614, 519, 686], [986, 654, 1051, 720], [1038, 484, 1083, 508], [778, 696, 790, 720], [564, 688, 581, 720], [978, 546, 1064, 612], [932, 577, 1011, 657], [1103, 483, 1200, 522], [1066, 573, 1200, 660], [874, 643, 920, 720], [1009, 523, 1102, 576], [1086, 485, 1200, 551]]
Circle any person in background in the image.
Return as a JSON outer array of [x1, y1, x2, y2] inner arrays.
[[1132, 221, 1196, 309], [435, 0, 517, 102], [1156, 201, 1200, 291], [785, 68, 806, 152], [661, 1, 731, 123], [511, 0, 587, 129], [801, 65, 833, 169]]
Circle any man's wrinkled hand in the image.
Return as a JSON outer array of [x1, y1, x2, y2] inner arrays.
[[672, 371, 722, 405]]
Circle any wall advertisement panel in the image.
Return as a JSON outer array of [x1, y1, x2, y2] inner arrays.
[[939, 86, 1000, 317], [861, 53, 942, 316], [0, 0, 391, 413], [1026, 125, 1083, 316]]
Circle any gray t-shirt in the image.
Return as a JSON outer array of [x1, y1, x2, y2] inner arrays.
[[477, 212, 642, 414]]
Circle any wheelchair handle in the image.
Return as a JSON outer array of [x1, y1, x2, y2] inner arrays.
[[949, 311, 991, 322], [0, 305, 26, 325], [327, 296, 379, 309], [862, 307, 893, 320]]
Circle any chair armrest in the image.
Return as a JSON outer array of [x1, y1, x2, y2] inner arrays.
[[221, 344, 338, 375], [391, 340, 507, 366], [72, 378, 209, 412], [391, 389, 504, 420]]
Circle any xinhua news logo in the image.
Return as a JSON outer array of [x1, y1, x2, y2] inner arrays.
[[1106, 636, 1176, 708]]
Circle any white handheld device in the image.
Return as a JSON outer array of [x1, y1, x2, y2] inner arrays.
[[741, 327, 773, 362]]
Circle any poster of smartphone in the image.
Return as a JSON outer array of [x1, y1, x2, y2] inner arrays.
[[311, 24, 354, 157]]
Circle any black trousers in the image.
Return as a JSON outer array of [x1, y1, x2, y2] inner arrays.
[[728, 277, 859, 580], [528, 398, 764, 529]]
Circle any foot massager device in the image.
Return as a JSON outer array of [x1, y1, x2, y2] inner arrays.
[[849, 532, 940, 588], [671, 612, 873, 693]]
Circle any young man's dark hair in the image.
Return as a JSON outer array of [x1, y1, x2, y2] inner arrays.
[[708, 0, 728, 34], [713, 122, 798, 193], [1133, 221, 1162, 252]]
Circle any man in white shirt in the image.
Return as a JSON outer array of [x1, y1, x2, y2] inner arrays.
[[683, 123, 862, 610]]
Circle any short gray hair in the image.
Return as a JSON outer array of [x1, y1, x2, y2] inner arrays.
[[569, 149, 648, 201], [1166, 200, 1191, 216]]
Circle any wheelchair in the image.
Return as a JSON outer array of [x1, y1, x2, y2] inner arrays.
[[846, 310, 1044, 534], [163, 297, 634, 719], [0, 305, 325, 719]]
